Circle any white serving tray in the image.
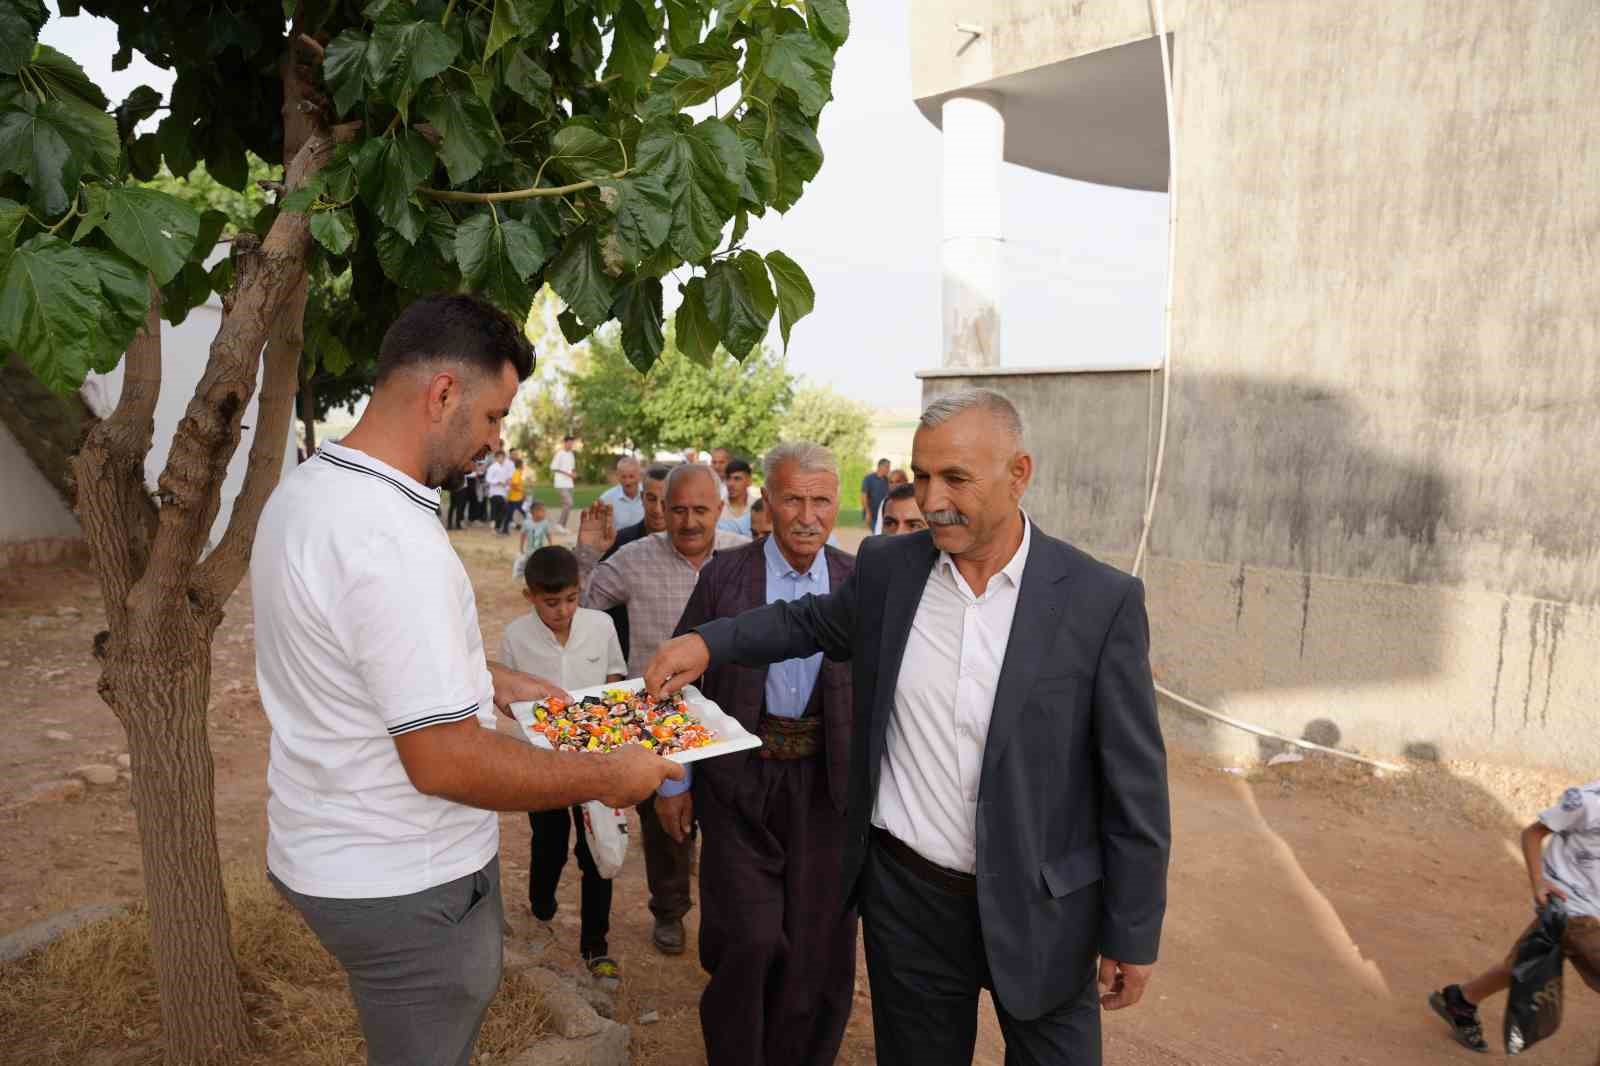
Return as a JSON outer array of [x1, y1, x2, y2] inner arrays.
[[509, 677, 762, 765]]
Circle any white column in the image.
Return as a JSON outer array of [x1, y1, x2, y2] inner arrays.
[[941, 92, 1004, 370]]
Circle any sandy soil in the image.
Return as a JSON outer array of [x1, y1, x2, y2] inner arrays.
[[2, 528, 1597, 1065]]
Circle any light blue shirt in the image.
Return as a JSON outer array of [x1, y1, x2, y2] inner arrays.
[[717, 508, 753, 537], [657, 537, 830, 798], [599, 483, 646, 529], [762, 535, 829, 718]]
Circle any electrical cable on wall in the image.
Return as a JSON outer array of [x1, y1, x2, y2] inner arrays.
[[1129, 0, 1405, 775]]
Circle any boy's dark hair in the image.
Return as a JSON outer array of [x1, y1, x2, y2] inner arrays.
[[644, 464, 671, 482], [750, 497, 765, 513], [376, 292, 534, 386], [530, 499, 546, 511], [725, 457, 752, 477], [888, 483, 917, 502], [524, 546, 580, 594]]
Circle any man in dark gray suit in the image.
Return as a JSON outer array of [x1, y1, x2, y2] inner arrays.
[[645, 388, 1170, 1065]]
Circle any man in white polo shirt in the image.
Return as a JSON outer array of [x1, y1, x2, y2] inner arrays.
[[254, 293, 682, 1066]]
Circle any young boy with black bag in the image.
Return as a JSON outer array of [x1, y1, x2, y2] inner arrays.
[[500, 547, 629, 988], [1429, 779, 1600, 1053]]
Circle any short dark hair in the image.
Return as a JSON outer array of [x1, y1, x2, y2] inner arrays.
[[888, 483, 917, 502], [563, 434, 576, 442], [530, 499, 546, 511], [524, 546, 579, 594], [725, 458, 752, 477], [376, 292, 534, 385], [750, 497, 765, 513], [644, 464, 671, 482], [877, 457, 891, 467]]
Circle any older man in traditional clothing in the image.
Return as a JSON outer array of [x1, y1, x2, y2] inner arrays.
[[654, 442, 857, 1066]]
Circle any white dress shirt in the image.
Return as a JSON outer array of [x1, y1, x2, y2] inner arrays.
[[485, 458, 514, 497], [872, 518, 1033, 874], [598, 483, 647, 529]]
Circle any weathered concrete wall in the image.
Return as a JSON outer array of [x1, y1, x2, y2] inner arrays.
[[915, 1, 1600, 774]]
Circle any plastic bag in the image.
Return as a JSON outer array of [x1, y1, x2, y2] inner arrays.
[[580, 800, 629, 879], [1505, 898, 1566, 1054]]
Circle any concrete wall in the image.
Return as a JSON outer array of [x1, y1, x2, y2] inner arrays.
[[0, 420, 82, 543], [914, 0, 1600, 774]]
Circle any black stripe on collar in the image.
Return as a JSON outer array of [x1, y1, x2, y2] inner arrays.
[[317, 451, 439, 514]]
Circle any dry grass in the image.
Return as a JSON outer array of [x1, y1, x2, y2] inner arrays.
[[0, 870, 549, 1066]]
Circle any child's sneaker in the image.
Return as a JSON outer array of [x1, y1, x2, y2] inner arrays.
[[1428, 986, 1488, 1053], [586, 955, 621, 993]]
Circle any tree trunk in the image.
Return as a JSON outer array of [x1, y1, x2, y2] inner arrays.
[[300, 372, 317, 456], [101, 618, 249, 1063]]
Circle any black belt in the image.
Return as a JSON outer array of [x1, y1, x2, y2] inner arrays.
[[757, 712, 822, 760], [871, 827, 976, 898]]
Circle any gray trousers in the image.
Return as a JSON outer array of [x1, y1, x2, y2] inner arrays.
[[271, 856, 504, 1066]]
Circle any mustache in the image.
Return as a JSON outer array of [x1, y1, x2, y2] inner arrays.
[[787, 523, 825, 536], [925, 509, 968, 527]]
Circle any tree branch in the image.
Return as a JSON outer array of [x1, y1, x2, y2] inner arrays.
[[74, 278, 163, 633], [193, 273, 305, 600], [420, 178, 604, 203]]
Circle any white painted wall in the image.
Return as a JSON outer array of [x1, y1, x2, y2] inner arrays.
[[0, 420, 81, 542]]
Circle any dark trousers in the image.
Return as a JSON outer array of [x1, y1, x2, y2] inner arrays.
[[696, 756, 856, 1066], [528, 807, 611, 959], [862, 838, 1102, 1066], [490, 495, 508, 531], [447, 490, 470, 529], [636, 794, 695, 923]]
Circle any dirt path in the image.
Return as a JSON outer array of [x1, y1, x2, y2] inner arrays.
[[3, 532, 1597, 1065]]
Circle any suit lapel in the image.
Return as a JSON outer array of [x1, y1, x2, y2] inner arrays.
[[978, 525, 1071, 787], [872, 537, 938, 772]]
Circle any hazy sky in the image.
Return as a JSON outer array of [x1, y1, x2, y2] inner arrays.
[[41, 1, 1167, 409]]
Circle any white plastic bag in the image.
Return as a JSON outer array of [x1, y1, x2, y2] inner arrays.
[[580, 800, 629, 879]]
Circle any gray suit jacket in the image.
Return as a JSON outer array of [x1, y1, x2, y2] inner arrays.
[[695, 522, 1171, 1020]]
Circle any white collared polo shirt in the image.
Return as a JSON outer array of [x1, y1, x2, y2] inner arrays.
[[253, 441, 498, 899]]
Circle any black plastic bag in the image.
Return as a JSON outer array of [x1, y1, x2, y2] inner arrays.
[[1505, 898, 1566, 1055]]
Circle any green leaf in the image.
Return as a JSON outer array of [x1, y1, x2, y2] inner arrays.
[[0, 234, 108, 392], [363, 0, 414, 21], [557, 306, 593, 345], [609, 173, 672, 262], [807, 0, 849, 46], [158, 259, 211, 328], [322, 143, 360, 201], [737, 130, 774, 208], [486, 0, 554, 62], [455, 210, 545, 319], [322, 30, 371, 118], [548, 226, 618, 327], [763, 31, 833, 116], [703, 251, 774, 360], [376, 203, 458, 289], [502, 49, 553, 107], [0, 0, 47, 76], [207, 9, 262, 58], [664, 0, 702, 54], [0, 95, 117, 217], [763, 249, 812, 350], [0, 196, 26, 263], [311, 208, 358, 255], [86, 246, 150, 359], [113, 84, 162, 142], [652, 40, 740, 108], [369, 19, 460, 114], [127, 132, 162, 180], [191, 209, 229, 263], [634, 116, 743, 261], [674, 275, 718, 368], [549, 119, 624, 180], [96, 186, 201, 285], [208, 256, 234, 297], [759, 97, 822, 212], [357, 129, 435, 243], [613, 276, 663, 373], [420, 90, 498, 185], [204, 125, 249, 190], [157, 114, 198, 179], [278, 174, 326, 214], [604, 0, 657, 93], [20, 44, 107, 109]]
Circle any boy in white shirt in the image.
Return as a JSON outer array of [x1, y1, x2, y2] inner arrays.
[[1430, 779, 1600, 1052], [551, 435, 578, 529], [502, 547, 629, 988]]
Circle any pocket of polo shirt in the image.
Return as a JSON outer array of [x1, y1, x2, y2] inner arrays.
[[1041, 844, 1103, 898]]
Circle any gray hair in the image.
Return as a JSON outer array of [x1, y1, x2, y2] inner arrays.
[[919, 388, 1024, 445], [665, 462, 720, 497], [615, 455, 640, 471], [762, 441, 838, 485]]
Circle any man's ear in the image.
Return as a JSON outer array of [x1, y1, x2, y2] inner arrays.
[[426, 370, 460, 424], [1009, 450, 1034, 502]]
